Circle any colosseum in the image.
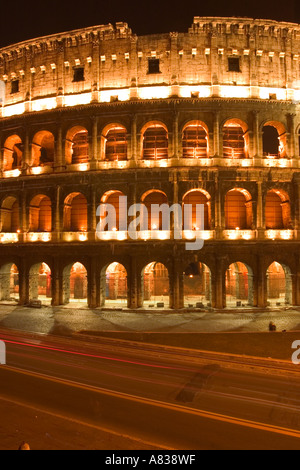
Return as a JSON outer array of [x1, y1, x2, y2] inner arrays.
[[0, 16, 299, 311]]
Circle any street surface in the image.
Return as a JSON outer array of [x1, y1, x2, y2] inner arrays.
[[1, 329, 300, 449]]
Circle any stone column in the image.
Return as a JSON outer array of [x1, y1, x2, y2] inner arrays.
[[287, 113, 296, 158], [128, 257, 139, 309], [54, 186, 61, 243], [170, 258, 184, 309], [89, 188, 96, 233], [172, 111, 179, 159], [55, 123, 64, 169], [91, 117, 98, 161], [23, 131, 31, 172], [256, 180, 264, 239], [51, 258, 61, 306], [215, 256, 226, 309], [88, 257, 98, 308], [252, 111, 260, 157], [257, 255, 267, 308], [213, 111, 220, 156], [131, 114, 137, 162]]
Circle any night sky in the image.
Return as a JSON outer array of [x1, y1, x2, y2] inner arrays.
[[0, 0, 298, 48]]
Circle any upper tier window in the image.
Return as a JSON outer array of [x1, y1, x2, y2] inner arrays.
[[73, 67, 85, 82], [228, 57, 241, 72], [148, 58, 160, 74], [11, 80, 19, 94]]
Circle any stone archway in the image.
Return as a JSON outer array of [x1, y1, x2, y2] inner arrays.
[[267, 261, 292, 306], [142, 262, 169, 308], [0, 263, 19, 302], [225, 262, 254, 308], [184, 262, 211, 308], [29, 262, 52, 304], [63, 262, 87, 305], [100, 262, 128, 308]]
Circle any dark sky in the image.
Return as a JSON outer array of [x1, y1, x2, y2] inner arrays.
[[0, 0, 298, 48]]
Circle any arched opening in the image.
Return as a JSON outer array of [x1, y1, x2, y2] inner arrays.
[[267, 262, 292, 306], [142, 191, 168, 230], [263, 122, 286, 158], [63, 262, 88, 305], [182, 190, 211, 230], [3, 135, 23, 171], [104, 126, 127, 161], [102, 262, 128, 307], [0, 263, 19, 303], [29, 195, 52, 232], [225, 262, 253, 308], [100, 191, 126, 231], [65, 126, 89, 165], [142, 124, 168, 160], [225, 189, 253, 230], [223, 120, 248, 158], [29, 262, 52, 305], [63, 193, 87, 232], [265, 190, 291, 229], [182, 122, 208, 158], [31, 131, 55, 167], [142, 262, 169, 308], [184, 262, 211, 307], [1, 197, 20, 232]]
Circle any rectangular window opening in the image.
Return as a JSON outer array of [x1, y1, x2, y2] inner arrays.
[[148, 58, 160, 74], [228, 57, 241, 72], [73, 67, 85, 83], [11, 80, 19, 94]]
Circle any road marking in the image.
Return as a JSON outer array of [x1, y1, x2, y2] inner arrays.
[[0, 394, 171, 450], [3, 365, 300, 440]]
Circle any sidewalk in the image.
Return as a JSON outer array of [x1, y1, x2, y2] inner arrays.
[[1, 304, 300, 337], [1, 304, 300, 361]]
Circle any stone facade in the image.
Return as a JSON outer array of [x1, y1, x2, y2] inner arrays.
[[0, 17, 300, 310]]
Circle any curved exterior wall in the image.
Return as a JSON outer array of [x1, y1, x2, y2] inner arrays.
[[0, 17, 300, 310]]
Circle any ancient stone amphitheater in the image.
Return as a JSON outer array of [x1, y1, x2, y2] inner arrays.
[[0, 16, 299, 310]]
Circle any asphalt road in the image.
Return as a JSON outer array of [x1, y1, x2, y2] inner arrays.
[[1, 329, 300, 450]]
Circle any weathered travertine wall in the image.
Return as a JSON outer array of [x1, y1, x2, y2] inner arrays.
[[0, 17, 299, 107]]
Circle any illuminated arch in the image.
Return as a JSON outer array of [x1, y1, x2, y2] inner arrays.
[[100, 190, 126, 231], [182, 189, 211, 230], [1, 196, 19, 232], [29, 195, 52, 232], [265, 189, 291, 229], [225, 262, 254, 307], [141, 122, 168, 160], [63, 193, 87, 232], [31, 130, 55, 167], [225, 188, 253, 230], [184, 262, 211, 307], [29, 262, 52, 304], [0, 263, 19, 302], [142, 262, 169, 308], [267, 261, 292, 306], [62, 262, 88, 304], [102, 262, 128, 306], [141, 190, 168, 230], [262, 121, 287, 158], [223, 119, 249, 158], [182, 121, 209, 158], [3, 135, 23, 171], [65, 126, 89, 165], [101, 124, 128, 161]]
